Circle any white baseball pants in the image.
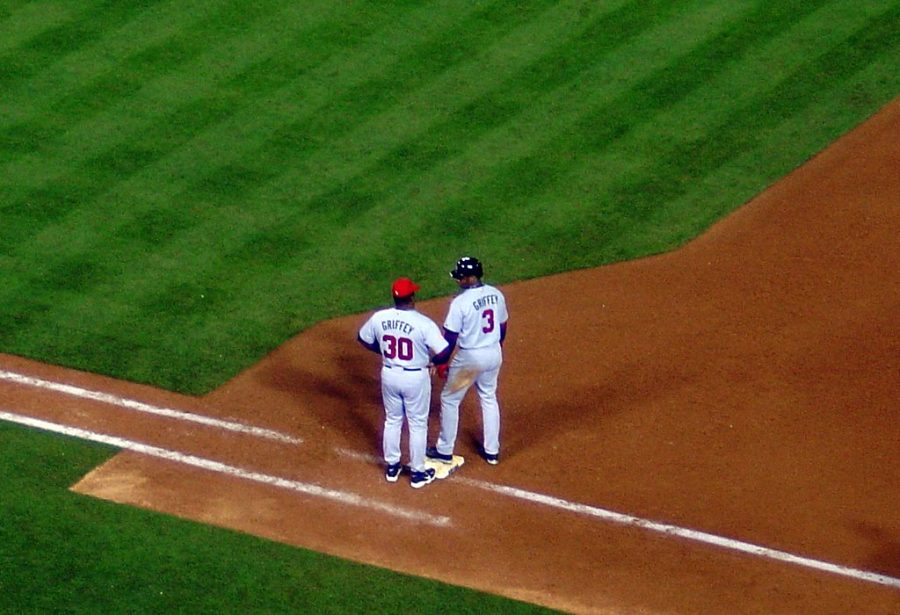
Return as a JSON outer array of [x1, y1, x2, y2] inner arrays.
[[381, 366, 430, 472], [436, 345, 502, 456]]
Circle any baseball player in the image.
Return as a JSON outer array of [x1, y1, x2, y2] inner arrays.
[[427, 256, 508, 465], [357, 277, 451, 488]]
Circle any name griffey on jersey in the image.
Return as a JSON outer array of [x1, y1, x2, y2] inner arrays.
[[472, 294, 499, 310], [380, 319, 414, 334]]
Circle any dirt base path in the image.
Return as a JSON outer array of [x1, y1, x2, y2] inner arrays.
[[2, 99, 898, 614]]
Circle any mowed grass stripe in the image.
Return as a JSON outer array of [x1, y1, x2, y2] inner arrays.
[[3, 0, 568, 292], [283, 0, 682, 226], [0, 2, 358, 253], [0, 1, 287, 169], [183, 0, 575, 212], [3, 0, 408, 142], [0, 0, 487, 276], [0, 1, 346, 189], [625, 54, 900, 259], [0, 2, 81, 54], [0, 2, 512, 381], [1, 1, 569, 383], [10, 0, 745, 346], [451, 0, 834, 244], [0, 0, 237, 128], [141, 0, 760, 359], [237, 0, 644, 212], [0, 2, 358, 336], [320, 0, 890, 278], [408, 0, 885, 271], [0, 0, 482, 236], [168, 0, 634, 227], [100, 0, 640, 276], [296, 0, 756, 260], [3, 0, 644, 390], [179, 0, 578, 217], [112, 0, 517, 219], [491, 0, 873, 263], [0, 0, 167, 90], [593, 0, 900, 248], [288, 0, 747, 258], [115, 0, 667, 292]]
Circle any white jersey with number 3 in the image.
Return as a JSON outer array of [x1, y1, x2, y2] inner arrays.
[[444, 284, 508, 348]]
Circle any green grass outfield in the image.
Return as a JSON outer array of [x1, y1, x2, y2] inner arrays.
[[1, 0, 898, 612]]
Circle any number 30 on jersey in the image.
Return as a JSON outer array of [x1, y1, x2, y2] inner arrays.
[[383, 334, 413, 360]]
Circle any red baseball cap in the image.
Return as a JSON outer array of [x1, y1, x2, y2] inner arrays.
[[391, 277, 420, 299]]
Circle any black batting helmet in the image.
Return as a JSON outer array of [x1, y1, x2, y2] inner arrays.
[[450, 256, 483, 280]]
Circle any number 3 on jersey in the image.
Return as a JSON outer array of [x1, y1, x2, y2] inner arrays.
[[481, 308, 495, 333], [383, 334, 413, 360]]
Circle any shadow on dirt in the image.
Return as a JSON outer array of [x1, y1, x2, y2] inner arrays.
[[258, 324, 383, 450], [854, 521, 900, 577]]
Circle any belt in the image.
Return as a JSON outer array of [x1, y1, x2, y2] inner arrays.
[[384, 365, 424, 371]]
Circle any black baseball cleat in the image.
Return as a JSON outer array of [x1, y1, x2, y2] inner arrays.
[[482, 451, 499, 465], [410, 468, 436, 489], [385, 462, 402, 482], [425, 446, 453, 463]]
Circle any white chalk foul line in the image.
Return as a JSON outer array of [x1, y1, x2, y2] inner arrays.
[[0, 369, 300, 444], [265, 449, 900, 588], [335, 447, 379, 463], [455, 476, 900, 589], [0, 410, 450, 527]]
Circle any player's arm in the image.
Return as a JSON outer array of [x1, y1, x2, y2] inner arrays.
[[425, 325, 452, 366], [498, 294, 509, 346], [431, 344, 452, 366], [428, 328, 457, 377], [356, 333, 380, 354], [442, 328, 459, 354]]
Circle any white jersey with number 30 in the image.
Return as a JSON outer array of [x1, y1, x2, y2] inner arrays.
[[359, 307, 448, 369], [444, 284, 508, 348]]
